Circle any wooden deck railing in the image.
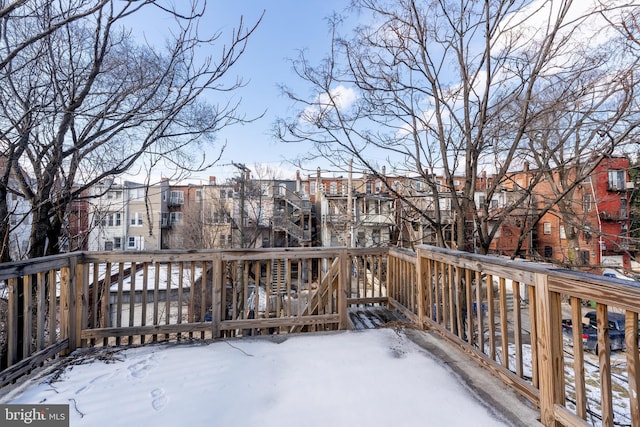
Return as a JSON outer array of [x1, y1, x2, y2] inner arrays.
[[0, 247, 388, 387], [2, 245, 640, 426]]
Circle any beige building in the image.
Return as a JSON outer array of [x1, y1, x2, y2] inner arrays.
[[88, 179, 166, 251]]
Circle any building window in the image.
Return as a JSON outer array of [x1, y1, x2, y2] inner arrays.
[[621, 197, 628, 218], [560, 226, 566, 240], [330, 182, 337, 194], [128, 188, 144, 200], [543, 222, 551, 235], [195, 190, 202, 202], [331, 232, 340, 246], [107, 213, 121, 227], [583, 194, 592, 212], [170, 190, 184, 205], [104, 241, 113, 251], [107, 190, 122, 200], [220, 189, 226, 199], [372, 229, 381, 244], [114, 237, 122, 249], [608, 170, 625, 190], [310, 182, 316, 194], [170, 212, 183, 225], [580, 251, 590, 266], [128, 237, 136, 248], [544, 246, 553, 257], [366, 182, 373, 194], [130, 212, 143, 226], [375, 181, 382, 193]]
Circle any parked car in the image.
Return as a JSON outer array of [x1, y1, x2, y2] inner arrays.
[[583, 311, 625, 332], [583, 310, 640, 346], [561, 318, 625, 354]]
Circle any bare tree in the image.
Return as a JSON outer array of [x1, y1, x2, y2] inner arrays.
[[234, 164, 283, 248], [277, 0, 640, 254], [0, 0, 262, 260]]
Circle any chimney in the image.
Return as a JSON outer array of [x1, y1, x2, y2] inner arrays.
[[209, 176, 216, 185], [245, 170, 251, 181], [523, 162, 529, 172], [381, 166, 386, 177]]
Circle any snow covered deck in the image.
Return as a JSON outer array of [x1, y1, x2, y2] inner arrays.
[[3, 246, 640, 426], [0, 328, 539, 427]]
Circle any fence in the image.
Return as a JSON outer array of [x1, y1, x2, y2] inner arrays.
[[2, 245, 640, 426], [404, 245, 640, 427], [0, 248, 390, 386]]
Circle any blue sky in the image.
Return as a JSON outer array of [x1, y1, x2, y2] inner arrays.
[[197, 1, 353, 181], [126, 1, 352, 183]]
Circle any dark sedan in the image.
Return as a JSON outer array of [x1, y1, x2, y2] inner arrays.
[[561, 318, 625, 353]]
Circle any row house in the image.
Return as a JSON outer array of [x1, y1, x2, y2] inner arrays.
[[161, 174, 312, 250], [0, 156, 32, 260], [534, 157, 634, 271], [160, 177, 235, 249], [480, 168, 534, 258], [271, 176, 312, 247], [303, 169, 395, 248], [87, 179, 167, 251], [79, 156, 634, 276], [486, 157, 634, 273], [61, 189, 90, 252], [5, 182, 31, 260], [393, 175, 464, 249]]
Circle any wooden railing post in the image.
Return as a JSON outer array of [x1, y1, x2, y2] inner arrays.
[[7, 278, 18, 366], [211, 254, 222, 338], [338, 249, 349, 330], [76, 258, 89, 349], [59, 267, 70, 354], [534, 272, 564, 427], [415, 248, 425, 328]]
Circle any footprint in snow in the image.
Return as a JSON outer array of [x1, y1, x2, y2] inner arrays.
[[150, 388, 168, 411], [75, 372, 114, 394], [128, 357, 156, 378]]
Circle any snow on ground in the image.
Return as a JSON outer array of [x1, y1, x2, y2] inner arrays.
[[2, 329, 509, 427]]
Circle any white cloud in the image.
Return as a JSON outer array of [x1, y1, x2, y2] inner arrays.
[[301, 85, 358, 124]]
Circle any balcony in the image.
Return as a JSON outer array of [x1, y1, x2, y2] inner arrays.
[[2, 247, 640, 425]]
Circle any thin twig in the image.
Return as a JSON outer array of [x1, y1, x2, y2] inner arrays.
[[68, 398, 85, 418], [224, 340, 254, 357]]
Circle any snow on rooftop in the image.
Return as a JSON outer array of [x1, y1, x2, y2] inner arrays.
[[2, 329, 509, 427]]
